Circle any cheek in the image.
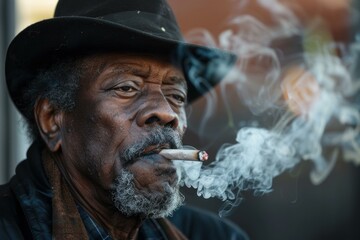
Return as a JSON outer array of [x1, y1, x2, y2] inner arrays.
[[61, 109, 131, 184]]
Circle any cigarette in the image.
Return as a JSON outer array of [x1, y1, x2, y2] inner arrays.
[[159, 149, 208, 161]]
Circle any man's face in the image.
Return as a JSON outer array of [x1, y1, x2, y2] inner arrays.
[[59, 53, 187, 217]]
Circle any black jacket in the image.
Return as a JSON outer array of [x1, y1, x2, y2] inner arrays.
[[0, 141, 249, 240]]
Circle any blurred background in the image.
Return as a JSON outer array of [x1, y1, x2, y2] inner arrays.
[[1, 0, 359, 239]]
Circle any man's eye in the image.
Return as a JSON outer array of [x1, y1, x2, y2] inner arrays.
[[110, 83, 139, 97], [171, 94, 186, 104], [117, 86, 135, 92]]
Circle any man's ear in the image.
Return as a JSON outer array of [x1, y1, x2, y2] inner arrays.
[[34, 98, 63, 152]]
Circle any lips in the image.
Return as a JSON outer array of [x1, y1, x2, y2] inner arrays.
[[141, 144, 171, 156], [125, 144, 176, 172], [141, 145, 178, 181], [124, 145, 180, 188]]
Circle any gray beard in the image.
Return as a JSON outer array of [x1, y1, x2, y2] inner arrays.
[[111, 169, 184, 218]]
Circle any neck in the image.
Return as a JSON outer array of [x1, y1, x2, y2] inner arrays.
[[46, 150, 143, 239]]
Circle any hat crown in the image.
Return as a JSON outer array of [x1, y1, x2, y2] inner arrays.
[[55, 0, 176, 20], [54, 0, 183, 41]]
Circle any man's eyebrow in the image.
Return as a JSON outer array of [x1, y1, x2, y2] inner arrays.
[[165, 76, 188, 91], [106, 63, 150, 77]]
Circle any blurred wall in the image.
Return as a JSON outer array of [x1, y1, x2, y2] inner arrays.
[[0, 0, 57, 184], [1, 0, 17, 184]]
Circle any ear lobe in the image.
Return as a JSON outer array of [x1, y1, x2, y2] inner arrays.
[[34, 98, 63, 152]]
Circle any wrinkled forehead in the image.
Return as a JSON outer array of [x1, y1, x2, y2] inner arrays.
[[77, 52, 187, 85]]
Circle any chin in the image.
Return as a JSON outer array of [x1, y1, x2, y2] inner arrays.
[[111, 169, 184, 218]]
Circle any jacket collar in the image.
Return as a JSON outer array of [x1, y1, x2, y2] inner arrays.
[[10, 140, 53, 239]]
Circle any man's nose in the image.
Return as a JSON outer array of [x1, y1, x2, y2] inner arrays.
[[136, 95, 179, 129]]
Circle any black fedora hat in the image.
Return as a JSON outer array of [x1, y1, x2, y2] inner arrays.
[[5, 0, 235, 116]]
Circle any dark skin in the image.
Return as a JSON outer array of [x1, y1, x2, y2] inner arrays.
[[35, 53, 188, 239]]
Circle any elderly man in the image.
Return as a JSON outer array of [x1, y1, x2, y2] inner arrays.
[[0, 0, 248, 239]]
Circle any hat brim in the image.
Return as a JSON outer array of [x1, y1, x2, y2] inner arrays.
[[6, 16, 236, 114]]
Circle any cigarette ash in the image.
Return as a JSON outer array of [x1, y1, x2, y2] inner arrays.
[[176, 0, 360, 216]]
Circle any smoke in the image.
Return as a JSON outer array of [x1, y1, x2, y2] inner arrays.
[[174, 0, 360, 216]]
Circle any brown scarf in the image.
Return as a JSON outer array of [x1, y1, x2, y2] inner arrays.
[[43, 152, 88, 239], [43, 152, 188, 240]]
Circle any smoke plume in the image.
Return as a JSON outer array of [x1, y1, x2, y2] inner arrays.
[[174, 0, 360, 216]]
